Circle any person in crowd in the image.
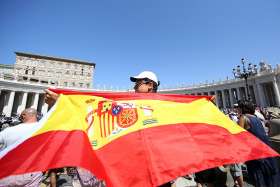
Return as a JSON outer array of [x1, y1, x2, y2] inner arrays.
[[229, 163, 244, 187], [195, 166, 227, 187], [132, 71, 196, 187], [0, 108, 38, 150], [130, 71, 160, 93], [237, 100, 280, 187], [226, 106, 245, 187], [228, 111, 239, 123], [131, 71, 174, 187], [47, 168, 65, 187], [0, 108, 43, 187], [255, 107, 269, 135]]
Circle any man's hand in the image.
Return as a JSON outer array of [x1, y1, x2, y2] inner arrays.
[[44, 89, 59, 107]]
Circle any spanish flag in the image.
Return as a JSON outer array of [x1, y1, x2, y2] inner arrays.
[[0, 89, 278, 186]]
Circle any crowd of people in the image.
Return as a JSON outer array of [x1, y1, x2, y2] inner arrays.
[[0, 71, 279, 187], [0, 112, 43, 132], [177, 99, 280, 187]]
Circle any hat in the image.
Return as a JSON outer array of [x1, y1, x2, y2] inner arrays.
[[130, 71, 160, 86]]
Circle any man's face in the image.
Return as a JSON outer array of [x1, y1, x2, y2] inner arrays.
[[134, 79, 154, 93], [20, 112, 28, 123]]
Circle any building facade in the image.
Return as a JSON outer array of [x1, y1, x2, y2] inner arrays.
[[14, 52, 95, 88], [160, 63, 280, 109], [0, 52, 96, 117], [0, 79, 49, 117]]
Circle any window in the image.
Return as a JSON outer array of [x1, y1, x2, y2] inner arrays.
[[79, 83, 83, 87], [64, 82, 68, 87], [81, 68, 84, 76], [32, 67, 35, 75], [48, 70, 54, 76], [30, 78, 38, 82], [25, 66, 29, 75], [38, 70, 45, 75]]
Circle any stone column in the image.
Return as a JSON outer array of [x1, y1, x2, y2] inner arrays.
[[31, 93, 39, 110], [236, 87, 241, 101], [2, 91, 15, 117], [272, 78, 280, 106], [17, 92, 28, 114], [215, 91, 220, 108], [221, 90, 226, 108], [229, 89, 234, 108], [256, 83, 266, 107], [244, 86, 249, 100], [252, 84, 260, 106], [41, 103, 49, 115], [215, 90, 224, 108]]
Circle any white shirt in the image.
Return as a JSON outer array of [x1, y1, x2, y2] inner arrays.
[[0, 122, 43, 186], [0, 122, 38, 151]]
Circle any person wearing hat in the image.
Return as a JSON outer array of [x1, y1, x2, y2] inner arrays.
[[131, 71, 174, 187], [130, 71, 160, 93]]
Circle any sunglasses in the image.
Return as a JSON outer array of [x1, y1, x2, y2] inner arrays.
[[135, 78, 151, 84]]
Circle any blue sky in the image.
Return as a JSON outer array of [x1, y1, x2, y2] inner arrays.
[[1, 0, 280, 90]]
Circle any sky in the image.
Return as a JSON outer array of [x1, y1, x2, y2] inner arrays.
[[0, 0, 280, 90]]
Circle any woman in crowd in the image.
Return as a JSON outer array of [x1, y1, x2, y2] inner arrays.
[[237, 100, 279, 187]]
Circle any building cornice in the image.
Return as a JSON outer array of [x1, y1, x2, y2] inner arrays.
[[15, 52, 95, 67]]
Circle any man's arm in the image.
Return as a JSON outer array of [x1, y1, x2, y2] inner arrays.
[[44, 89, 59, 108]]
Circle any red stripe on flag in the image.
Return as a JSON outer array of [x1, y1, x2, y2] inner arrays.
[[85, 110, 94, 133], [99, 116, 103, 137], [0, 130, 103, 180], [91, 123, 279, 187]]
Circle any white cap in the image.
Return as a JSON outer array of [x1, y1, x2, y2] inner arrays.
[[130, 71, 160, 86]]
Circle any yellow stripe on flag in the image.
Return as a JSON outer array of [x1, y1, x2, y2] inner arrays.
[[35, 95, 245, 149]]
